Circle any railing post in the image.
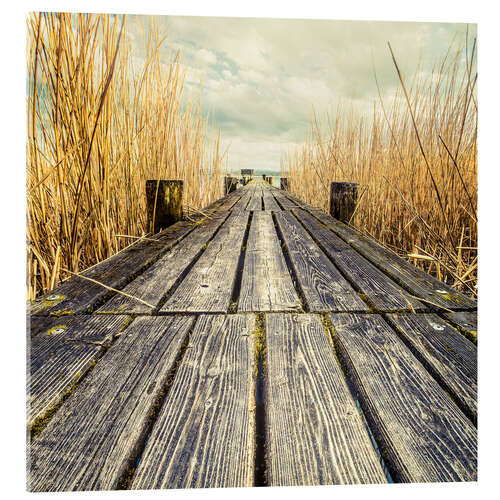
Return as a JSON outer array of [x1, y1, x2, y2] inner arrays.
[[280, 177, 289, 191], [146, 180, 183, 233], [329, 182, 358, 224]]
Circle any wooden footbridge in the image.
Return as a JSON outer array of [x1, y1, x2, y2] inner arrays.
[[27, 180, 477, 491]]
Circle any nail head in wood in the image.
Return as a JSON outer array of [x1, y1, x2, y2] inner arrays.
[[146, 180, 183, 234], [329, 182, 358, 224]]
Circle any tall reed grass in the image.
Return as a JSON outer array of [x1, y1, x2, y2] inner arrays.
[[27, 13, 225, 300], [283, 35, 477, 296]]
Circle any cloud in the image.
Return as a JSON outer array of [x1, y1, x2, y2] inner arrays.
[[128, 15, 476, 172]]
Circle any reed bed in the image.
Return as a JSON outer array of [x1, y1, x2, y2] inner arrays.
[[27, 13, 225, 300], [283, 36, 477, 296]]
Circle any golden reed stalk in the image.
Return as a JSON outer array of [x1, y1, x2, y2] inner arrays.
[[283, 34, 477, 296], [26, 13, 226, 299]]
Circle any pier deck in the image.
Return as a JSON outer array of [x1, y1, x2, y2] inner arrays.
[[27, 180, 477, 491]]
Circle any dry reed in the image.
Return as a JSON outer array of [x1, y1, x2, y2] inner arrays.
[[283, 34, 477, 295], [27, 13, 226, 299]]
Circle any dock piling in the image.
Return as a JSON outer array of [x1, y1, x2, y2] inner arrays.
[[329, 182, 358, 224], [146, 179, 183, 233]]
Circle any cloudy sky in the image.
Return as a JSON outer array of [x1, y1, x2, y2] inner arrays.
[[129, 15, 476, 173]]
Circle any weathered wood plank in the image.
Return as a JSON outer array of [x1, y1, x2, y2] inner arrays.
[[262, 186, 281, 211], [265, 314, 387, 486], [97, 213, 228, 314], [274, 211, 368, 312], [28, 316, 194, 492], [230, 186, 253, 212], [293, 209, 425, 312], [329, 313, 477, 482], [443, 311, 477, 344], [238, 212, 301, 312], [28, 190, 241, 317], [385, 313, 477, 423], [161, 212, 249, 312], [131, 314, 255, 490], [272, 188, 299, 209], [246, 184, 263, 211], [307, 209, 476, 311], [28, 315, 130, 430]]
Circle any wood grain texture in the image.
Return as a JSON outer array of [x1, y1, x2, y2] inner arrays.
[[443, 311, 477, 344], [161, 212, 249, 312], [97, 213, 228, 314], [385, 313, 477, 422], [246, 184, 263, 211], [274, 211, 368, 312], [265, 314, 387, 486], [329, 313, 477, 482], [238, 212, 302, 312], [293, 209, 425, 312], [230, 186, 253, 212], [28, 316, 194, 492], [262, 186, 281, 211], [272, 188, 299, 209], [131, 314, 255, 490], [28, 315, 129, 429], [308, 209, 476, 311]]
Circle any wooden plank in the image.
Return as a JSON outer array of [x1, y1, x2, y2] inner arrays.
[[329, 313, 477, 482], [28, 190, 241, 317], [294, 209, 425, 312], [131, 314, 255, 490], [385, 313, 477, 423], [443, 311, 477, 344], [274, 211, 368, 312], [28, 316, 194, 492], [262, 185, 281, 211], [97, 213, 228, 314], [246, 184, 263, 211], [230, 186, 252, 212], [238, 212, 301, 312], [272, 188, 299, 209], [28, 224, 194, 316], [309, 209, 476, 311], [161, 212, 249, 312], [28, 315, 130, 430], [265, 314, 387, 486]]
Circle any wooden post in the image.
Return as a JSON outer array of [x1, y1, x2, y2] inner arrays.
[[262, 174, 266, 180], [329, 182, 358, 223], [224, 176, 237, 195], [280, 177, 289, 191], [146, 180, 183, 233]]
